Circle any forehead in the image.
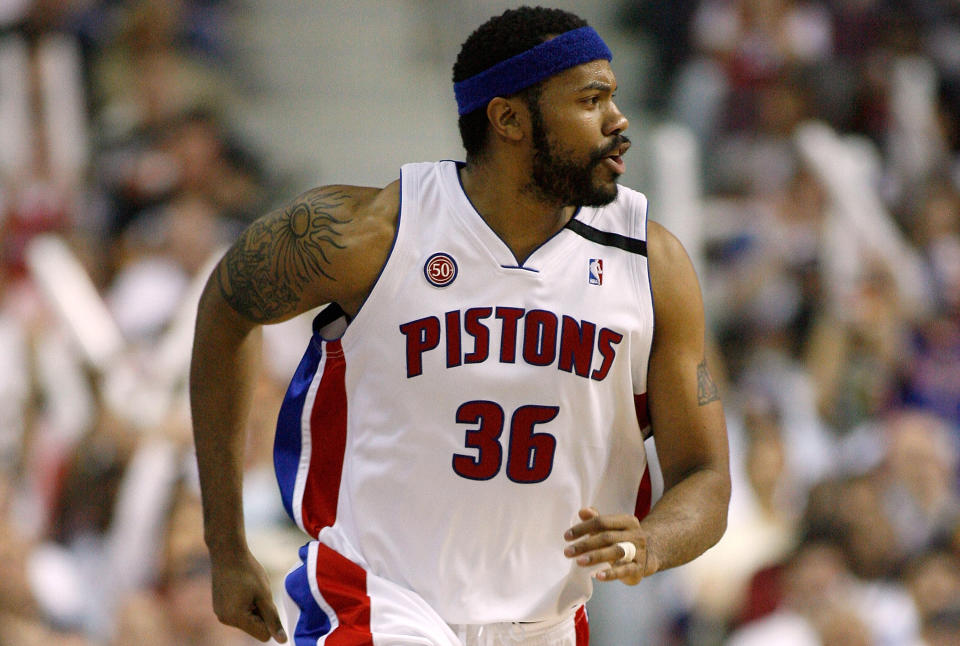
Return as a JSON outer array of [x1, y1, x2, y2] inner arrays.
[[540, 59, 616, 96]]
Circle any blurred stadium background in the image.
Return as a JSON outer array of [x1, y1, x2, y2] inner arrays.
[[1, 1, 959, 644]]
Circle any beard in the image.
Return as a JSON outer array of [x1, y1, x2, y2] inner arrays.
[[527, 103, 628, 208]]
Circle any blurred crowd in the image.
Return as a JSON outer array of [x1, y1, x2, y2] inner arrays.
[[0, 1, 959, 645], [607, 1, 960, 645], [0, 1, 285, 644]]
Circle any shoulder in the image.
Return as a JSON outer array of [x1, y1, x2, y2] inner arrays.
[[245, 180, 400, 273], [288, 181, 399, 232], [305, 180, 398, 245], [279, 180, 401, 311], [646, 220, 689, 269], [217, 180, 400, 322], [645, 221, 704, 334], [326, 181, 400, 311]]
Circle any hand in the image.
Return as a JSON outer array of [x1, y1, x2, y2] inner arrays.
[[563, 507, 659, 585], [210, 548, 287, 643]]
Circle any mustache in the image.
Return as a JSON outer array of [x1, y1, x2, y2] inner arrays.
[[593, 135, 631, 162]]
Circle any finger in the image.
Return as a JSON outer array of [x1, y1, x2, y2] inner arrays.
[[564, 525, 643, 557], [564, 508, 599, 540], [256, 596, 288, 643], [564, 512, 639, 540], [568, 542, 632, 567], [597, 546, 658, 585], [564, 529, 619, 557], [578, 507, 599, 520], [596, 560, 644, 583], [237, 609, 272, 643]]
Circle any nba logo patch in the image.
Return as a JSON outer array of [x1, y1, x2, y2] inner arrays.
[[424, 252, 458, 288], [588, 259, 603, 285]]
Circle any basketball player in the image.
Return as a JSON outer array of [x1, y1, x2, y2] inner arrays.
[[190, 7, 730, 645]]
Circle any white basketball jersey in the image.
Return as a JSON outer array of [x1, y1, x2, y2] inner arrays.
[[274, 160, 655, 624]]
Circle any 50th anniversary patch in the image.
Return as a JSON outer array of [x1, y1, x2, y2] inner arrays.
[[424, 252, 458, 287]]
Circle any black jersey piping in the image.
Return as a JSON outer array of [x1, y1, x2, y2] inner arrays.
[[565, 218, 648, 256], [312, 302, 349, 335]]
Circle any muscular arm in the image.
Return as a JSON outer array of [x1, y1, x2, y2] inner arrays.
[[638, 220, 730, 571], [565, 221, 730, 583], [189, 183, 397, 641], [215, 187, 352, 322]]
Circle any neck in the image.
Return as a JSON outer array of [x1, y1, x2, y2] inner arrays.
[[459, 158, 576, 264]]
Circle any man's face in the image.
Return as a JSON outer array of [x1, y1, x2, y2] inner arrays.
[[524, 60, 630, 207]]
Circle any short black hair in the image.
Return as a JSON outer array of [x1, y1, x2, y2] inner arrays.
[[452, 6, 588, 161]]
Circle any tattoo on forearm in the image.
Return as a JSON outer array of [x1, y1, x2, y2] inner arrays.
[[218, 188, 351, 322], [697, 359, 720, 405]]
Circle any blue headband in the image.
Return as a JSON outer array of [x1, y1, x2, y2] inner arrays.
[[454, 25, 612, 116]]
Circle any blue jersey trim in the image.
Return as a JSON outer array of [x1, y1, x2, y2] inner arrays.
[[274, 341, 324, 523], [499, 264, 540, 273], [284, 545, 333, 644]]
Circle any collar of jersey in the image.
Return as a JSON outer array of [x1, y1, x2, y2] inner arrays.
[[442, 161, 599, 272]]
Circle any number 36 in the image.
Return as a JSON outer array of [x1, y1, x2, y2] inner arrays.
[[452, 401, 558, 483]]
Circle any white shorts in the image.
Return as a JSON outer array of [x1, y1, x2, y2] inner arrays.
[[281, 540, 589, 646]]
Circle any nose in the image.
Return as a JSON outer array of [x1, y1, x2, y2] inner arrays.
[[604, 101, 629, 136]]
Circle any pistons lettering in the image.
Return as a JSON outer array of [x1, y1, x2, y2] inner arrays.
[[398, 307, 623, 379]]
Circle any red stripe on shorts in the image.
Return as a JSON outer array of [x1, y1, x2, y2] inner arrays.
[[314, 542, 373, 645], [575, 605, 589, 645]]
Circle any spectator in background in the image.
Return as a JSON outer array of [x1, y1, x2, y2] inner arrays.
[[0, 2, 278, 645], [92, 0, 232, 144], [727, 538, 873, 646], [878, 410, 960, 555], [0, 2, 90, 279], [902, 315, 960, 428], [806, 261, 909, 435], [911, 182, 960, 313], [730, 472, 920, 646], [903, 547, 960, 645], [899, 184, 960, 427]]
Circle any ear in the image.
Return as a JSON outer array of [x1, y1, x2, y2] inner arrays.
[[486, 97, 527, 143]]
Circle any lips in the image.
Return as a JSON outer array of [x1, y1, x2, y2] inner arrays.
[[603, 155, 626, 174], [608, 139, 631, 158], [603, 140, 630, 173], [601, 139, 630, 175]]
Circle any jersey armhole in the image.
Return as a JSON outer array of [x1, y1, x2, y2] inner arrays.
[[632, 191, 656, 405], [312, 303, 350, 340], [630, 191, 653, 319], [337, 167, 412, 347]]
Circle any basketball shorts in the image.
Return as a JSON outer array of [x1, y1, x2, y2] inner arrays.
[[281, 540, 589, 646]]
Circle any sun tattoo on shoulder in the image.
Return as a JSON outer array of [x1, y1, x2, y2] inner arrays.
[[697, 358, 720, 405], [217, 187, 352, 322]]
